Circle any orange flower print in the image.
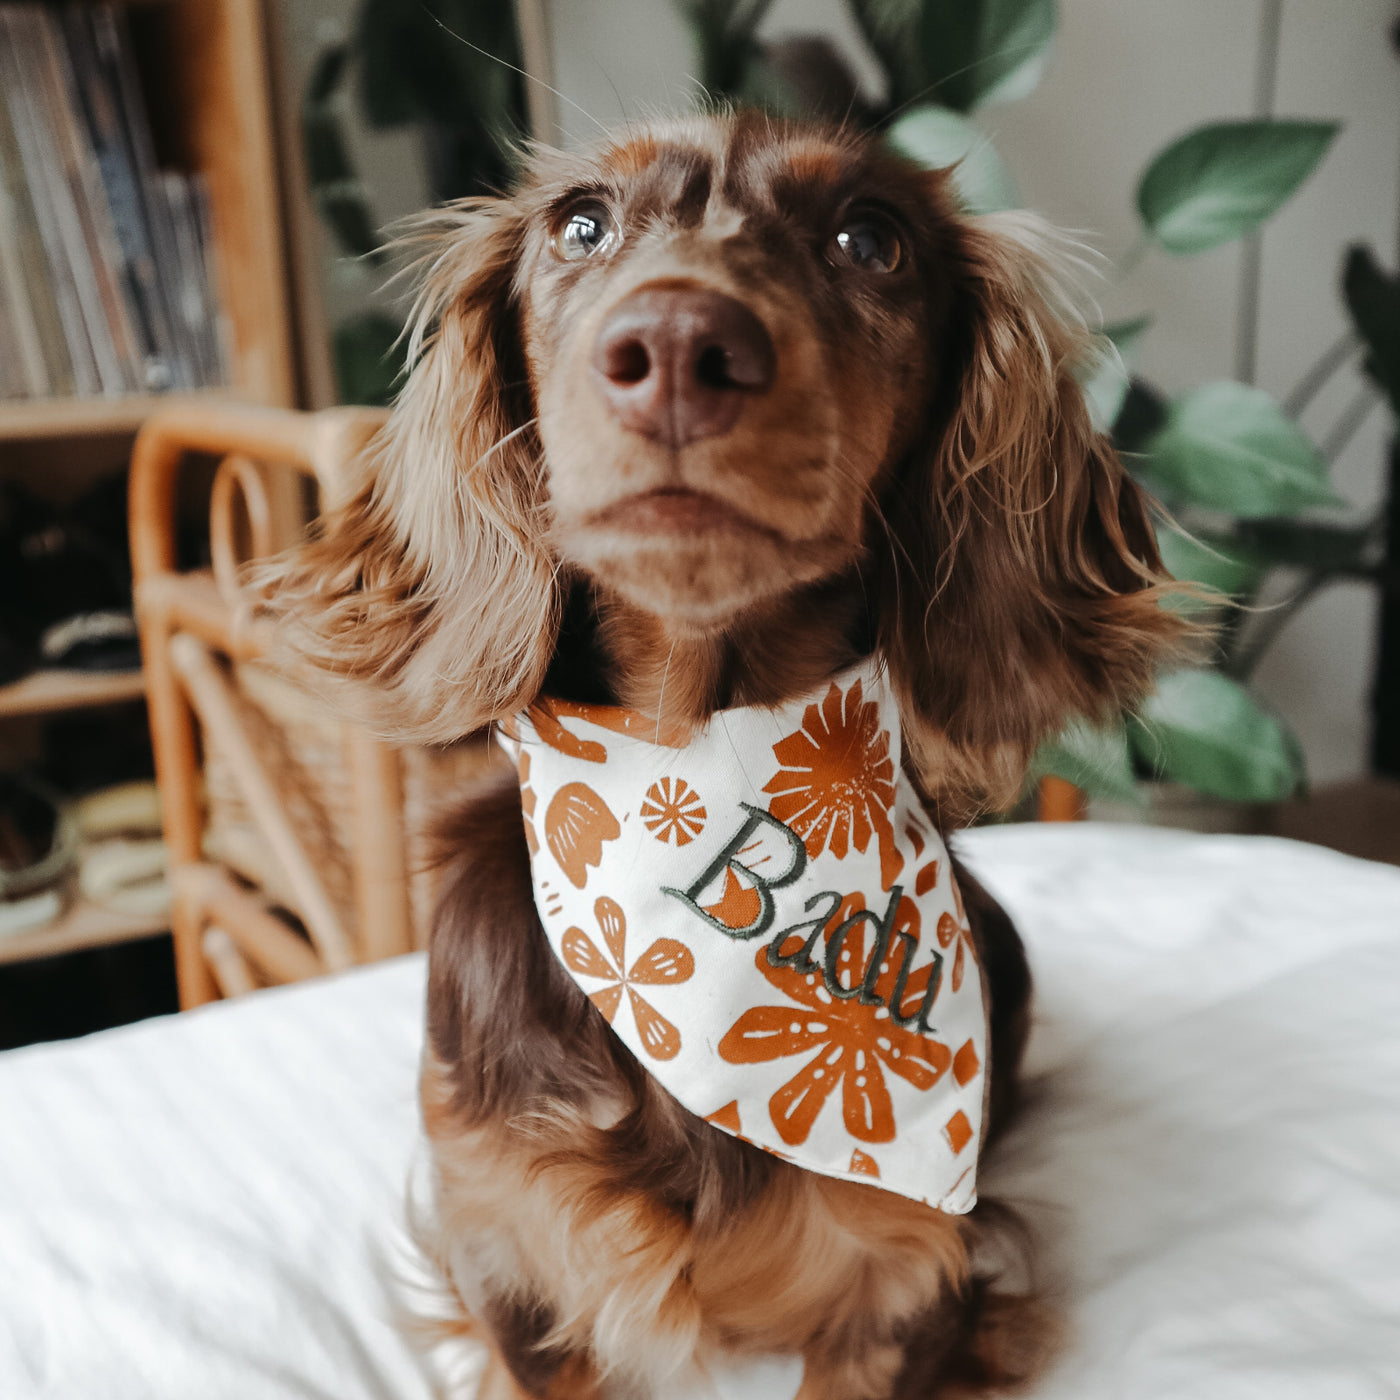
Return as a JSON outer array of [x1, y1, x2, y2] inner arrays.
[[640, 777, 707, 846], [527, 697, 688, 763], [718, 893, 951, 1145], [545, 782, 620, 889], [561, 896, 694, 1060], [849, 1148, 881, 1179], [936, 911, 978, 993], [762, 677, 903, 890]]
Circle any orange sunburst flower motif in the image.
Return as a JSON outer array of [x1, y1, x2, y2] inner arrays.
[[560, 896, 694, 1060], [761, 678, 903, 890], [717, 893, 950, 1145], [640, 777, 707, 846]]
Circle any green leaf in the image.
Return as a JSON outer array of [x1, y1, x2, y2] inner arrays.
[[1137, 120, 1339, 255], [1030, 718, 1140, 804], [1142, 381, 1341, 517], [914, 0, 1057, 113], [847, 0, 926, 109], [1081, 316, 1151, 432], [1342, 245, 1400, 415], [887, 105, 1019, 213], [1156, 527, 1264, 600], [1130, 669, 1303, 802]]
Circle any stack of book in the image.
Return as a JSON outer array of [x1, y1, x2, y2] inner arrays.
[[0, 3, 228, 402]]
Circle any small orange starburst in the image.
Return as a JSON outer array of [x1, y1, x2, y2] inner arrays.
[[640, 776, 707, 846]]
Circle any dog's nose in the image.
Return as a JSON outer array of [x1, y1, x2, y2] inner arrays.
[[591, 287, 775, 448]]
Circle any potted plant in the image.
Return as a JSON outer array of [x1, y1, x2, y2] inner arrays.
[[677, 0, 1394, 822]]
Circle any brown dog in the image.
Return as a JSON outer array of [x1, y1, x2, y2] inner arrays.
[[267, 111, 1185, 1399]]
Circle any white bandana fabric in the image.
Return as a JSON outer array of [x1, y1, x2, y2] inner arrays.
[[498, 659, 988, 1214]]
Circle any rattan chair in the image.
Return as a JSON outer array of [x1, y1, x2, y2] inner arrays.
[[130, 404, 497, 1009]]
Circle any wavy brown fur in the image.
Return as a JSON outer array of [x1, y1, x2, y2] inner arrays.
[[260, 111, 1187, 1397]]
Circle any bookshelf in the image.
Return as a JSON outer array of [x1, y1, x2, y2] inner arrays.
[[0, 0, 297, 964]]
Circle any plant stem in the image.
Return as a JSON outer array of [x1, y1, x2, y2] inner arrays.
[[1227, 575, 1328, 682], [1282, 330, 1360, 418], [1235, 0, 1283, 386], [1321, 383, 1381, 462]]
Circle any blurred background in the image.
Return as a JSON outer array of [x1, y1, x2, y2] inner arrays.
[[1, 0, 1398, 1046]]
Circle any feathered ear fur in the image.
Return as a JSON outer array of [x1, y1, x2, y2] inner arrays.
[[261, 199, 559, 743], [881, 206, 1188, 818]]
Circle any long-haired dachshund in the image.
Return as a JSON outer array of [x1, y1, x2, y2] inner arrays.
[[266, 111, 1185, 1399]]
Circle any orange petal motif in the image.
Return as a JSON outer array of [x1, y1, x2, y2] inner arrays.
[[769, 1042, 847, 1145], [561, 926, 617, 981], [593, 895, 628, 970], [628, 939, 694, 985], [589, 983, 623, 1022], [718, 1005, 833, 1064], [639, 776, 707, 846], [849, 1148, 881, 1178], [707, 1100, 743, 1133], [875, 1030, 951, 1092], [529, 696, 690, 762], [545, 783, 620, 889], [953, 1038, 980, 1088], [628, 987, 682, 1060], [842, 1050, 895, 1142]]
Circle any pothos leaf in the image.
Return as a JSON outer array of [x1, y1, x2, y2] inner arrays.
[[1137, 119, 1339, 255]]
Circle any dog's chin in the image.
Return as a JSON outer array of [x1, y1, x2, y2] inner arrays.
[[563, 522, 841, 630]]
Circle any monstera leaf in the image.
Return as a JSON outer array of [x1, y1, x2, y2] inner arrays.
[[887, 106, 1019, 212], [1130, 669, 1304, 803], [1137, 119, 1338, 255]]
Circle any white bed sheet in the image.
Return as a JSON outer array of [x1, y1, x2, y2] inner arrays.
[[1, 824, 1398, 1399]]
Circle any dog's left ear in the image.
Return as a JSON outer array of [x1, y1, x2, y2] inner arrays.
[[880, 204, 1188, 816], [257, 198, 560, 744]]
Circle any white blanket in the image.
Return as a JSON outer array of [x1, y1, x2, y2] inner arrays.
[[2, 825, 1398, 1398]]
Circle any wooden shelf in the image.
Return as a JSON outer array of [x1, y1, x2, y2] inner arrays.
[[0, 390, 241, 442], [0, 896, 168, 967], [0, 668, 146, 720]]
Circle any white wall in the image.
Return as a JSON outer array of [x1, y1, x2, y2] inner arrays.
[[543, 0, 1399, 786], [272, 0, 1399, 787]]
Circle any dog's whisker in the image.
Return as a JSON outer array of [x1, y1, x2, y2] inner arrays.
[[420, 7, 611, 140]]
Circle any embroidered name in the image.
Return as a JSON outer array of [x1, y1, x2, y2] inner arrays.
[[662, 806, 943, 1035]]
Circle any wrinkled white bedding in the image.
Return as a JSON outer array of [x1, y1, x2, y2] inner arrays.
[[1, 825, 1398, 1399]]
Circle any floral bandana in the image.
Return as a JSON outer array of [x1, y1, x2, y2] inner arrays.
[[498, 658, 988, 1213]]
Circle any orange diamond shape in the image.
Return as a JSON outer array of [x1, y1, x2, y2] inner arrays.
[[944, 1109, 973, 1155]]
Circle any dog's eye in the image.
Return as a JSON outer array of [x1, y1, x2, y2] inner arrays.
[[554, 201, 616, 261], [832, 213, 903, 274]]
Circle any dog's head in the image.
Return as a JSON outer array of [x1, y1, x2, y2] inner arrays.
[[272, 111, 1183, 814]]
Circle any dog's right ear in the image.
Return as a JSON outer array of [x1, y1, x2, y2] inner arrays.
[[260, 198, 559, 744]]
